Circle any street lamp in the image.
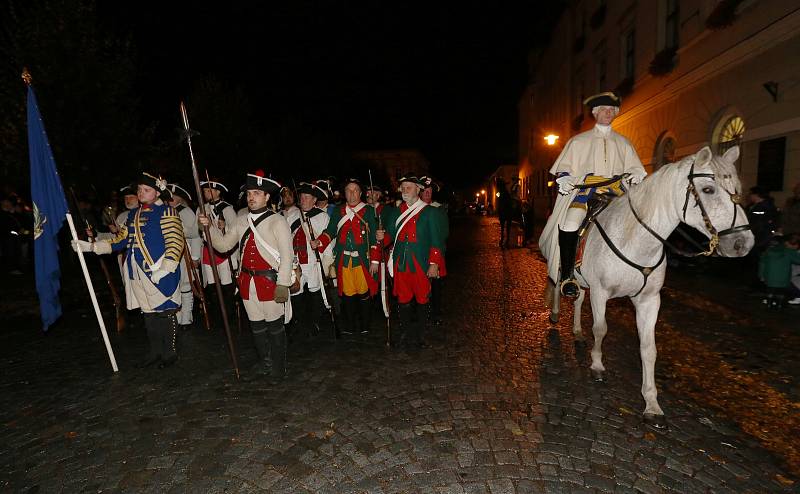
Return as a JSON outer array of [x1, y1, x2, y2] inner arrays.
[[544, 134, 559, 146]]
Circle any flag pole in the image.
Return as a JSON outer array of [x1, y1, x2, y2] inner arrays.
[[65, 212, 119, 372]]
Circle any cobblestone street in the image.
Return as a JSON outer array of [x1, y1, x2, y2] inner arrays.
[[1, 215, 798, 493]]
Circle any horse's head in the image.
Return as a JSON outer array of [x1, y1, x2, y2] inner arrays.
[[681, 146, 754, 257]]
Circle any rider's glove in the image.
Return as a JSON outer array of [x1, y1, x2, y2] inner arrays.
[[556, 175, 577, 195], [627, 172, 647, 186]]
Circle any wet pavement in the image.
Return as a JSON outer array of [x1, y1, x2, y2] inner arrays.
[[1, 215, 799, 493]]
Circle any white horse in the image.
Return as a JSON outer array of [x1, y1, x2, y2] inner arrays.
[[544, 146, 754, 425]]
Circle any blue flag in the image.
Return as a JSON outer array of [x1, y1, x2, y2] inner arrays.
[[27, 86, 69, 331]]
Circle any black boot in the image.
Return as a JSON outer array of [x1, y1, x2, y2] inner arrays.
[[397, 302, 416, 349], [137, 313, 162, 368], [358, 294, 371, 334], [558, 228, 580, 298], [430, 278, 443, 326], [340, 296, 354, 335], [312, 290, 324, 335], [243, 320, 271, 381], [267, 319, 287, 383], [413, 302, 429, 349], [158, 311, 178, 368]]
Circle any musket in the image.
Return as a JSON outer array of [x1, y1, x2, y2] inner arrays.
[[292, 179, 339, 340], [183, 239, 211, 331], [205, 169, 244, 336], [368, 170, 391, 348], [69, 187, 126, 333], [180, 101, 240, 380]]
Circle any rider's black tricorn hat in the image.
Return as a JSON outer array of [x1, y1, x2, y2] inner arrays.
[[583, 91, 621, 110]]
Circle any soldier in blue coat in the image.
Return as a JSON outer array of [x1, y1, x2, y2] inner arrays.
[[73, 172, 185, 368]]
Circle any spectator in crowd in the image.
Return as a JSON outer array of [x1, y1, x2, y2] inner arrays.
[[747, 186, 780, 254], [759, 234, 800, 307], [782, 182, 800, 236]]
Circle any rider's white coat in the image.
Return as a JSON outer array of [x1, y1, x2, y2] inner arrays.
[[540, 124, 646, 283]]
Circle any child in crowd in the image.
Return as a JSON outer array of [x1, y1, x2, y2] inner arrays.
[[759, 234, 800, 308]]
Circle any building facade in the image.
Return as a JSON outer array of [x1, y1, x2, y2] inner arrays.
[[519, 0, 800, 223]]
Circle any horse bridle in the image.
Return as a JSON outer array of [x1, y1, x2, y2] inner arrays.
[[589, 160, 751, 297], [678, 158, 751, 255]]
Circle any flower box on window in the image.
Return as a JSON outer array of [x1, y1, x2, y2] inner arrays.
[[706, 0, 745, 30], [648, 47, 677, 76]]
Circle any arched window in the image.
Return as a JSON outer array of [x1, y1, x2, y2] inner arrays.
[[718, 116, 745, 154], [653, 131, 677, 170]]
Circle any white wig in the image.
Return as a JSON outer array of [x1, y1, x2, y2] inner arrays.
[[591, 105, 620, 118]]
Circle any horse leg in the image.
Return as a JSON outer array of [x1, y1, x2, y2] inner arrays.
[[632, 293, 666, 425], [588, 288, 609, 381], [549, 280, 560, 324], [572, 288, 585, 342]]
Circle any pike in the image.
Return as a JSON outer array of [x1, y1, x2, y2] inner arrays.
[[183, 238, 211, 331], [68, 187, 126, 333], [369, 170, 391, 348], [180, 101, 240, 379], [292, 179, 339, 340]]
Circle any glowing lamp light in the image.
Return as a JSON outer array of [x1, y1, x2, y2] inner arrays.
[[476, 193, 480, 197], [481, 190, 486, 195], [547, 181, 554, 187], [495, 192, 500, 198], [544, 134, 559, 146]]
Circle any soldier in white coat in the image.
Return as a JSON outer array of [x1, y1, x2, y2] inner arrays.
[[200, 172, 294, 383], [198, 179, 239, 327], [539, 92, 646, 297], [290, 182, 330, 338], [168, 183, 201, 328]]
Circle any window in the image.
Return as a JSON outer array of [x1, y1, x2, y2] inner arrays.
[[595, 40, 607, 91], [665, 0, 679, 49], [718, 116, 745, 155], [574, 66, 585, 116], [757, 137, 786, 192], [621, 29, 636, 79]]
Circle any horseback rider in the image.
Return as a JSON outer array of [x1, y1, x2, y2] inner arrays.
[[541, 91, 646, 297]]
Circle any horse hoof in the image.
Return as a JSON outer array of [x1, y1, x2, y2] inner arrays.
[[549, 312, 559, 324], [643, 413, 667, 429], [591, 369, 605, 382]]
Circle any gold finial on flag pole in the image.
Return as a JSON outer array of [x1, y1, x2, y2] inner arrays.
[[21, 67, 32, 86]]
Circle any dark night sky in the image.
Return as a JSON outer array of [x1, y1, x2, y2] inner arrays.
[[102, 1, 564, 188]]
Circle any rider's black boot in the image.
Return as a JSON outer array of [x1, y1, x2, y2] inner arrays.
[[558, 228, 580, 298]]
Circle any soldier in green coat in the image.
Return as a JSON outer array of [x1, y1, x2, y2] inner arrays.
[[380, 175, 447, 349]]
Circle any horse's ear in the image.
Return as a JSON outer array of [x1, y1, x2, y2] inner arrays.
[[722, 145, 740, 164], [696, 146, 713, 165]]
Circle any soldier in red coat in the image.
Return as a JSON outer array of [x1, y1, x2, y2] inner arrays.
[[200, 172, 294, 383]]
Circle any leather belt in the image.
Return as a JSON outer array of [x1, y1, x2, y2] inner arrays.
[[241, 266, 277, 282]]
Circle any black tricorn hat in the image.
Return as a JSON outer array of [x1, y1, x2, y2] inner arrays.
[[137, 172, 172, 201], [167, 183, 192, 202], [314, 179, 333, 200], [398, 174, 424, 187], [297, 181, 328, 201], [419, 175, 441, 192], [245, 171, 281, 193], [119, 184, 137, 196], [583, 91, 621, 110], [199, 180, 229, 193]]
